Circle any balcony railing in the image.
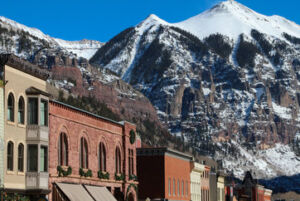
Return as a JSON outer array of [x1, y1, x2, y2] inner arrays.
[[26, 125, 49, 142], [26, 172, 49, 190]]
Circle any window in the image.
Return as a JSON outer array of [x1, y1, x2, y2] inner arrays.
[[186, 181, 188, 196], [7, 141, 14, 171], [40, 146, 48, 172], [178, 179, 180, 196], [99, 142, 106, 171], [168, 178, 171, 196], [18, 97, 25, 124], [27, 145, 38, 172], [173, 179, 176, 195], [80, 137, 88, 168], [182, 180, 184, 197], [115, 147, 121, 174], [18, 143, 24, 172], [128, 149, 134, 175], [40, 99, 48, 126], [58, 133, 68, 166], [7, 93, 14, 122], [28, 98, 38, 125], [217, 188, 220, 201]]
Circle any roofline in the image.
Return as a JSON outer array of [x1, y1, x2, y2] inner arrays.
[[137, 147, 194, 161], [0, 54, 49, 81], [50, 99, 128, 127]]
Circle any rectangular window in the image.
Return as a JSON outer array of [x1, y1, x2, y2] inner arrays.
[[40, 100, 48, 126], [178, 180, 180, 196], [40, 146, 48, 172], [27, 145, 38, 172], [186, 181, 188, 196], [182, 181, 184, 196], [168, 178, 171, 196], [28, 98, 38, 125], [128, 149, 134, 175]]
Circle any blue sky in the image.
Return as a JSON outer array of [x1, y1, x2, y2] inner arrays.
[[0, 0, 299, 42]]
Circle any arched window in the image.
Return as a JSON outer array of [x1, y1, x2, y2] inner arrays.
[[79, 137, 88, 168], [58, 133, 68, 166], [115, 147, 121, 174], [7, 93, 14, 122], [173, 179, 176, 195], [7, 141, 14, 171], [98, 142, 106, 172], [18, 97, 25, 124], [178, 179, 180, 195], [18, 143, 24, 172]]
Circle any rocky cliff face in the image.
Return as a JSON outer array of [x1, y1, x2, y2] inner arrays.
[[0, 15, 170, 147], [90, 1, 300, 179]]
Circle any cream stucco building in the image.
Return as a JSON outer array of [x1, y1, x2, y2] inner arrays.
[[1, 54, 50, 200], [0, 77, 4, 187], [217, 173, 225, 201], [190, 162, 205, 201]]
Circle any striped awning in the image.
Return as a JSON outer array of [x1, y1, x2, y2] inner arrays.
[[55, 183, 117, 201], [85, 185, 117, 201]]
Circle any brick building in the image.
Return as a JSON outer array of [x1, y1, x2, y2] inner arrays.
[[48, 100, 138, 201], [137, 147, 193, 201], [201, 165, 211, 201], [236, 171, 272, 201]]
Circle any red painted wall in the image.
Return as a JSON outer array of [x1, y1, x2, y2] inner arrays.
[[164, 154, 191, 201]]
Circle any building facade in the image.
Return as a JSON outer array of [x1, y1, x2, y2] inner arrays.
[[48, 100, 138, 201], [217, 173, 225, 201], [0, 74, 4, 188], [137, 147, 193, 201], [201, 166, 210, 201], [1, 54, 50, 200], [237, 171, 272, 201], [190, 162, 205, 201]]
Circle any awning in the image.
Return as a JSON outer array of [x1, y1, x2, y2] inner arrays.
[[85, 185, 117, 201], [56, 183, 94, 201]]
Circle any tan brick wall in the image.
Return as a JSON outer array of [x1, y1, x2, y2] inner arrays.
[[0, 87, 4, 186], [4, 65, 47, 189]]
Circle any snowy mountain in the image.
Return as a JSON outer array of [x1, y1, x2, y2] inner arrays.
[[90, 0, 300, 182], [0, 16, 102, 63], [175, 0, 300, 40]]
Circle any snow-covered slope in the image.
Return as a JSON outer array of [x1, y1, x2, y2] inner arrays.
[[0, 16, 102, 59], [175, 0, 300, 40], [90, 0, 300, 184]]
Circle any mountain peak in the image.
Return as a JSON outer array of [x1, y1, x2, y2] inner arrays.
[[174, 0, 300, 40], [139, 14, 168, 26], [136, 14, 169, 32]]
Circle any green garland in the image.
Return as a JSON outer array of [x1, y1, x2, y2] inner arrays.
[[79, 168, 93, 177], [115, 173, 125, 181], [98, 171, 110, 180], [129, 130, 136, 144], [57, 166, 72, 177], [129, 174, 137, 181], [0, 192, 30, 201], [125, 183, 138, 201]]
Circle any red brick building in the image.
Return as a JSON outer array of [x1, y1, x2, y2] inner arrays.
[[137, 147, 193, 201], [236, 171, 272, 201], [48, 100, 138, 201]]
